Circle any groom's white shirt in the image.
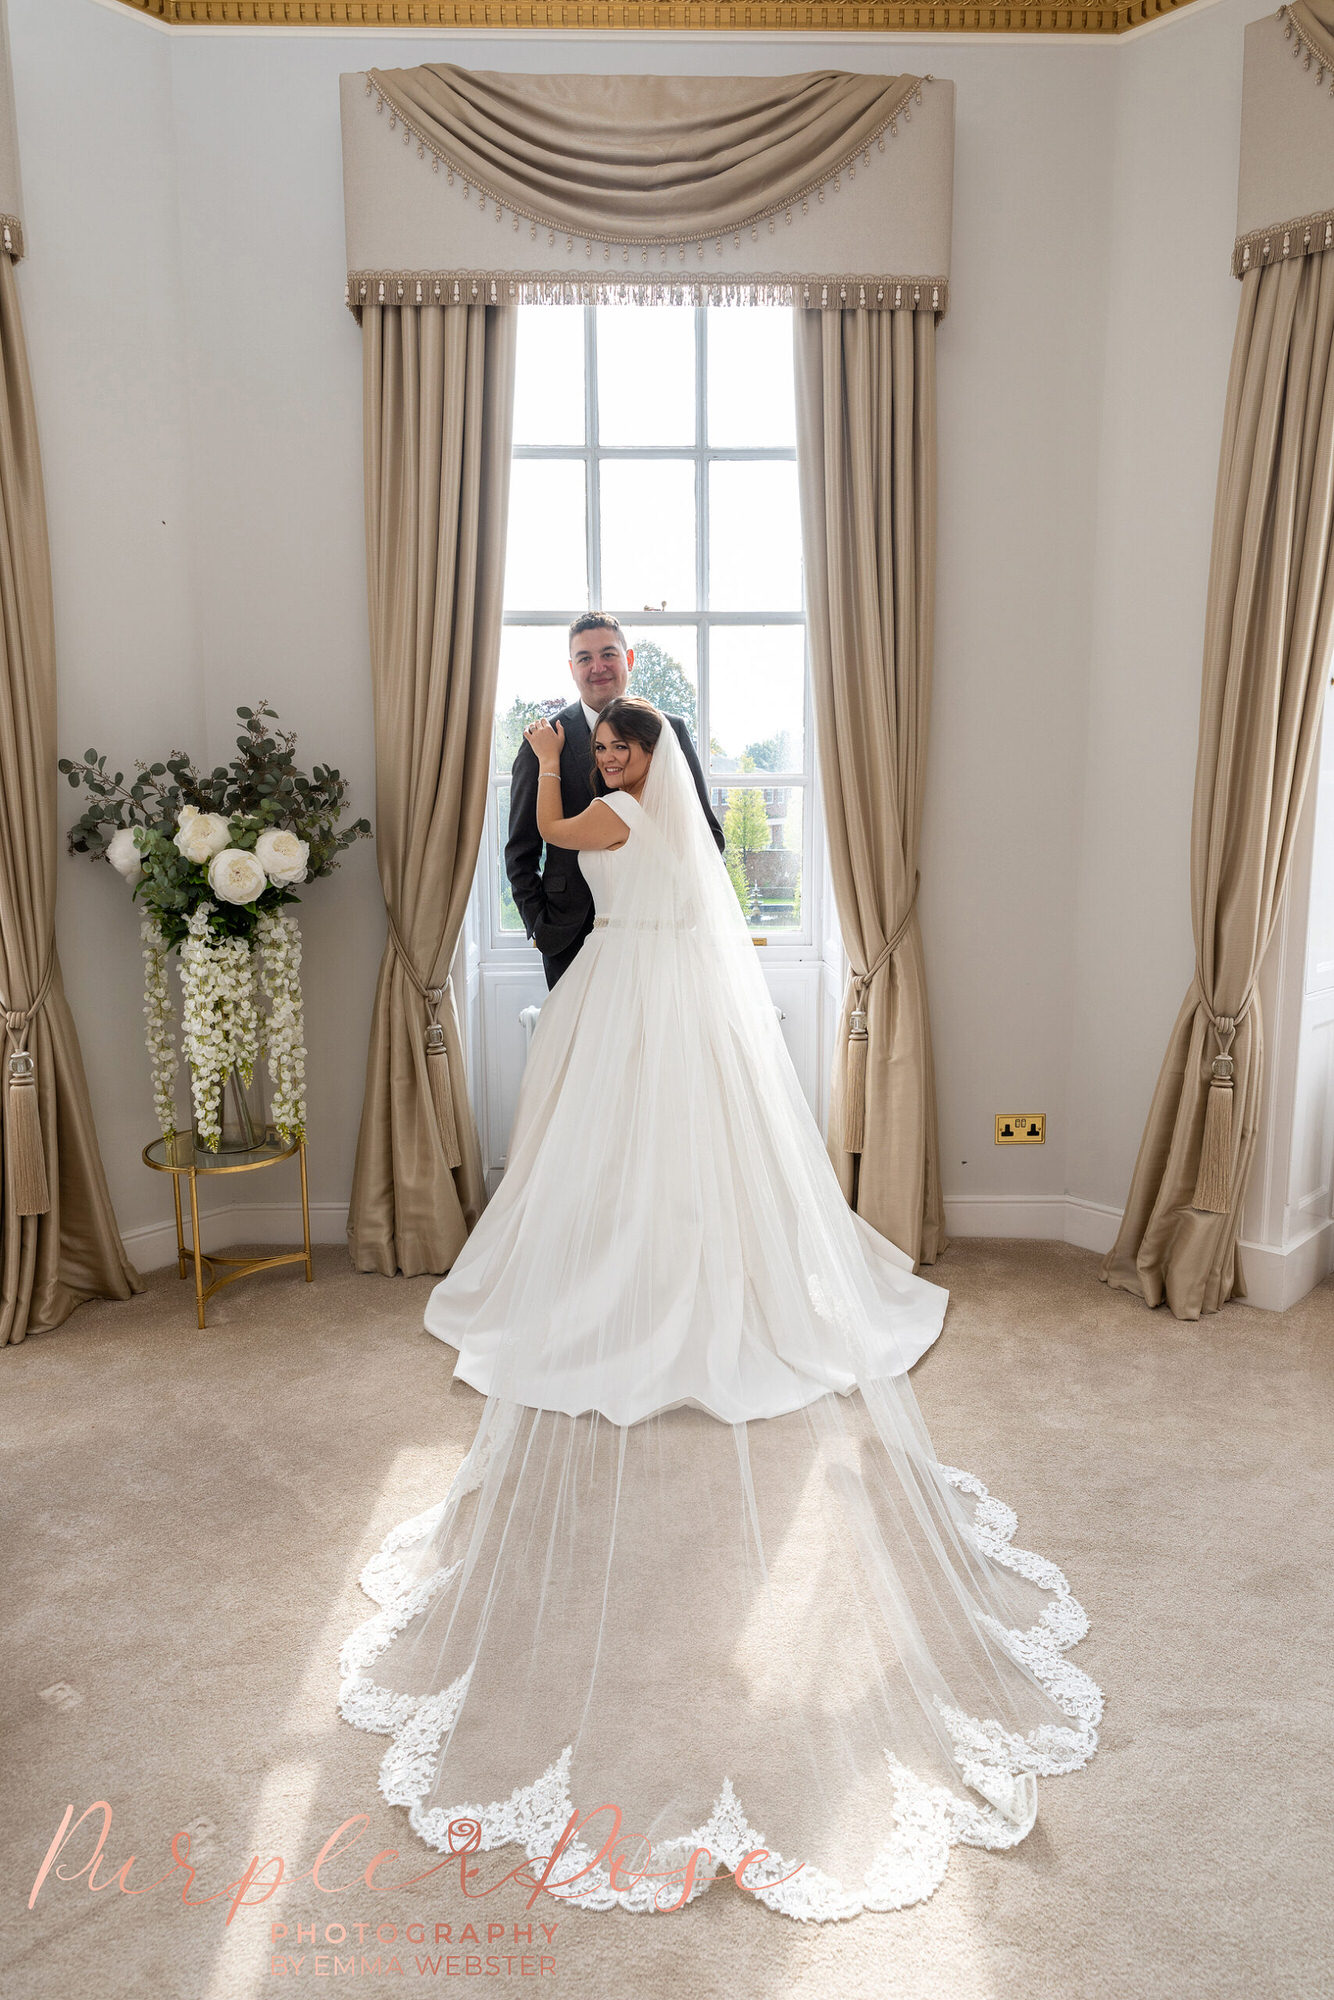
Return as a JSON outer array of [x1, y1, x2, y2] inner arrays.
[[581, 699, 600, 732]]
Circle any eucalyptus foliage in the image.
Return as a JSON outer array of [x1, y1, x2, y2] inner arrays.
[[60, 701, 371, 950]]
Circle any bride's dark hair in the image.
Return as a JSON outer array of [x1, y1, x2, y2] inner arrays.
[[589, 696, 663, 794]]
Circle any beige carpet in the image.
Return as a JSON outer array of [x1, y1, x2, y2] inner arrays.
[[1, 1237, 1330, 2000]]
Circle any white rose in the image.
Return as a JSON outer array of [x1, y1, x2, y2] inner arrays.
[[207, 847, 268, 906], [254, 827, 309, 886], [174, 805, 231, 865], [107, 826, 143, 886]]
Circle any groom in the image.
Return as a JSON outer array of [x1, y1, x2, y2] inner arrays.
[[506, 614, 725, 987]]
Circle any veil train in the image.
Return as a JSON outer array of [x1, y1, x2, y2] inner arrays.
[[336, 720, 1102, 1920]]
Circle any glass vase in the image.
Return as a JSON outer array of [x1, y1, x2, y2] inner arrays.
[[196, 1065, 270, 1155]]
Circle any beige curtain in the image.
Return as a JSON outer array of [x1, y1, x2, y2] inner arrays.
[[348, 299, 516, 1277], [0, 251, 140, 1345], [795, 305, 947, 1270], [1102, 248, 1334, 1319], [364, 65, 924, 244]]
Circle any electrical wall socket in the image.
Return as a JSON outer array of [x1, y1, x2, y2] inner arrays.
[[995, 1113, 1045, 1144]]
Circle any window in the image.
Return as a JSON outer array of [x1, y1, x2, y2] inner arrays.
[[487, 302, 815, 945]]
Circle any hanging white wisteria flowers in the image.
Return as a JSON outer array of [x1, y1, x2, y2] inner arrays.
[[180, 905, 262, 1151], [140, 914, 178, 1142], [256, 909, 306, 1145], [63, 702, 370, 1152]]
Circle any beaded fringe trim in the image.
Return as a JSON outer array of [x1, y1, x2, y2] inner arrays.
[[1277, 3, 1334, 91], [364, 70, 934, 251], [1232, 208, 1334, 278], [1226, 12, 1334, 278], [0, 214, 24, 261], [346, 270, 950, 318]]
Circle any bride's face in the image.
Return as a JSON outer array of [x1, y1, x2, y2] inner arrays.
[[594, 723, 652, 792]]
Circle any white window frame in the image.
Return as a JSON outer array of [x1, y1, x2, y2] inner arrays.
[[480, 302, 824, 968]]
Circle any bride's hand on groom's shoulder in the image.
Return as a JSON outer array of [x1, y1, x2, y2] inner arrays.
[[523, 716, 565, 770]]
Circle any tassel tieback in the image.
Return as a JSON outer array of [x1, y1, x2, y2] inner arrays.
[[842, 871, 920, 1157], [2, 951, 55, 1217], [844, 1005, 871, 1157], [1190, 988, 1256, 1215], [422, 1002, 462, 1172], [387, 919, 462, 1172]]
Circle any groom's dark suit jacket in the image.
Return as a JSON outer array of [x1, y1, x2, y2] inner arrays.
[[506, 700, 725, 984]]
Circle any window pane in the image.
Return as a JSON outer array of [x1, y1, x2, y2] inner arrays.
[[513, 305, 584, 447], [495, 783, 526, 932], [503, 460, 587, 612], [494, 626, 574, 772], [623, 626, 699, 746], [708, 624, 806, 774], [716, 782, 803, 933], [596, 304, 695, 446], [600, 460, 696, 612], [709, 460, 802, 611], [707, 307, 796, 447]]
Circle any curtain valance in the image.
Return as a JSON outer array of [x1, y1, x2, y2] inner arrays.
[[339, 66, 953, 314], [1232, 2, 1334, 277], [0, 3, 24, 260]]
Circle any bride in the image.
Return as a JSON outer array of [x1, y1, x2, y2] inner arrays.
[[337, 697, 1102, 1921]]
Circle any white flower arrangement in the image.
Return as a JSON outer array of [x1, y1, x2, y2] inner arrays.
[[63, 701, 370, 1152], [174, 806, 231, 866], [255, 828, 309, 886], [208, 846, 269, 906], [257, 911, 307, 1144], [110, 826, 145, 886], [180, 904, 263, 1152], [141, 914, 178, 1140]]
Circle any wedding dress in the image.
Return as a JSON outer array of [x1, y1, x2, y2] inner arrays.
[[338, 721, 1102, 1921]]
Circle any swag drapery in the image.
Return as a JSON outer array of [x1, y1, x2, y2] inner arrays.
[[0, 8, 140, 1345], [1102, 0, 1334, 1319], [340, 63, 955, 1274]]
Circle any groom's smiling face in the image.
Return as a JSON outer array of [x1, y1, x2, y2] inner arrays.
[[569, 626, 633, 711]]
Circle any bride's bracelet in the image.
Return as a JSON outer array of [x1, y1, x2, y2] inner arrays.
[[538, 771, 561, 782]]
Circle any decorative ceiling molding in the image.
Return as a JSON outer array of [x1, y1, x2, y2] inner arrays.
[[109, 0, 1203, 39]]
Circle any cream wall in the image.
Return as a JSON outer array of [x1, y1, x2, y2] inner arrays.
[[1063, 0, 1332, 1307], [1067, 0, 1263, 1234], [9, 0, 202, 1254], [8, 0, 1297, 1277]]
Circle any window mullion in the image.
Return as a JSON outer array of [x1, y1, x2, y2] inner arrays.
[[586, 304, 601, 609], [696, 304, 710, 772]]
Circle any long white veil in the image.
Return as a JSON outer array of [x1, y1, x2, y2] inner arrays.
[[338, 716, 1102, 1921]]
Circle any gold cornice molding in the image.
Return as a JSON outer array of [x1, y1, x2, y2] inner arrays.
[[109, 0, 1204, 37]]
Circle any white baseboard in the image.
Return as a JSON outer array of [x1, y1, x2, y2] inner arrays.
[[122, 1200, 350, 1272], [1234, 1217, 1334, 1313], [1057, 1197, 1126, 1254], [943, 1194, 1071, 1241], [121, 1191, 1333, 1311], [943, 1194, 1123, 1253]]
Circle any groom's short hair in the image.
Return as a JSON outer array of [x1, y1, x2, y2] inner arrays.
[[568, 612, 627, 651]]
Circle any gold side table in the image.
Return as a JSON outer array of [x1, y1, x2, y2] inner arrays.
[[142, 1129, 313, 1329]]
